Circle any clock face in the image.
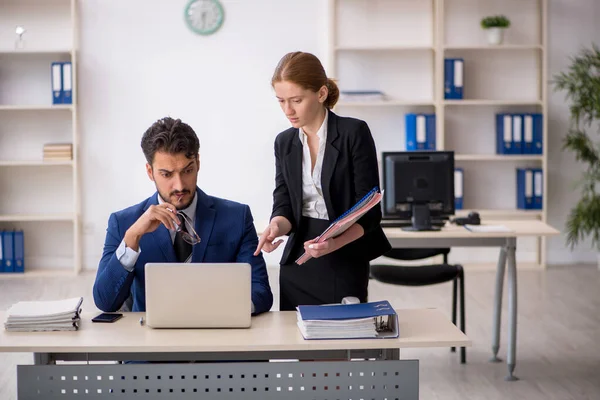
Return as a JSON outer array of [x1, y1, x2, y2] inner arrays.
[[184, 0, 225, 36]]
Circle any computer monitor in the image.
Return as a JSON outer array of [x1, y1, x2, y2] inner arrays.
[[382, 151, 455, 231]]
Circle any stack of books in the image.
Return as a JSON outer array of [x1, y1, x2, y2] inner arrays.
[[296, 300, 399, 340], [4, 297, 83, 332], [43, 143, 72, 161]]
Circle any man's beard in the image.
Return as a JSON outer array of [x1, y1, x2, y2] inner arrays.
[[157, 187, 194, 210]]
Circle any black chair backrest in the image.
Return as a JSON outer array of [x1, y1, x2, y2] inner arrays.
[[384, 248, 450, 262]]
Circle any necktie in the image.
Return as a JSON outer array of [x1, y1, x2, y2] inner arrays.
[[174, 212, 192, 262]]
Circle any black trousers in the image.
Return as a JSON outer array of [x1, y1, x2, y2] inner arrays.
[[279, 217, 369, 311]]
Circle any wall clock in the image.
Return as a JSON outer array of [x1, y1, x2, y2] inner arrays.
[[184, 0, 225, 36]]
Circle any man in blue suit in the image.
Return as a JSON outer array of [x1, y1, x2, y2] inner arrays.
[[93, 117, 273, 315]]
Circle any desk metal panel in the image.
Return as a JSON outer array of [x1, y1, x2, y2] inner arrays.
[[18, 360, 419, 400]]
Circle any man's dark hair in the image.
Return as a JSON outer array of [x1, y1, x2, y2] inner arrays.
[[141, 117, 200, 164]]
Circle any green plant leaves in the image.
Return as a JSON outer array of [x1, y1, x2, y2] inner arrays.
[[563, 128, 599, 165], [553, 43, 600, 250], [566, 194, 600, 249], [480, 15, 510, 29], [553, 44, 600, 126]]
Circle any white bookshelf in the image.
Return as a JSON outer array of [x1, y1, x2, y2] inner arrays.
[[330, 0, 548, 268], [337, 101, 436, 107], [444, 100, 543, 106], [0, 104, 73, 111], [443, 45, 543, 51], [336, 45, 434, 51], [455, 209, 543, 220], [0, 0, 80, 277], [455, 154, 543, 162], [0, 213, 76, 222], [0, 160, 74, 167]]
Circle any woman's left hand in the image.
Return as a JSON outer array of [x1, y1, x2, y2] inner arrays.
[[303, 237, 339, 259]]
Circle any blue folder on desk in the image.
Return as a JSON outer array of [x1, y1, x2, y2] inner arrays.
[[296, 300, 399, 340]]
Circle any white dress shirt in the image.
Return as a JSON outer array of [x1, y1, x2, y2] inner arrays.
[[116, 193, 197, 271], [299, 112, 329, 220]]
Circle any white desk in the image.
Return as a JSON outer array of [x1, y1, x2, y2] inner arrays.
[[254, 219, 559, 380], [383, 220, 559, 381], [1, 309, 469, 399]]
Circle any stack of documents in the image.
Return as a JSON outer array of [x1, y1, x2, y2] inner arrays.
[[464, 224, 513, 233], [296, 187, 383, 265], [43, 143, 72, 161], [4, 297, 83, 332], [296, 300, 399, 340]]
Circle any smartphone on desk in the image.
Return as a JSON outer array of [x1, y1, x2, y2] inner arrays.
[[92, 313, 123, 323]]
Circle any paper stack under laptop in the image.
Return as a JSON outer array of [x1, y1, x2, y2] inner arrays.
[[4, 297, 83, 332]]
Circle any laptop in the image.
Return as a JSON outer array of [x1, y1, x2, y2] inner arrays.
[[144, 263, 252, 329]]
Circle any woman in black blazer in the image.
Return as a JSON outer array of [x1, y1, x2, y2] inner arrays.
[[255, 51, 391, 311]]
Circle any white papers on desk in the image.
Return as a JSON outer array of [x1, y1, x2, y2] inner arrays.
[[297, 314, 379, 339], [464, 224, 513, 233], [295, 300, 399, 340], [4, 297, 83, 332]]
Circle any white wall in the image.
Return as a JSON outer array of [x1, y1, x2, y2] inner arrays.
[[546, 0, 600, 264], [77, 0, 600, 270], [79, 0, 328, 269]]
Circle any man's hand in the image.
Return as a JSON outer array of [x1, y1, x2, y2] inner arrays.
[[124, 203, 180, 251], [254, 220, 284, 255]]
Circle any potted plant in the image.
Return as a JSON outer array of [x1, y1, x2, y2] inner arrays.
[[553, 44, 600, 266], [480, 15, 511, 45]]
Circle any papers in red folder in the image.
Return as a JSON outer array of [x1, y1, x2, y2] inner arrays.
[[295, 187, 383, 265]]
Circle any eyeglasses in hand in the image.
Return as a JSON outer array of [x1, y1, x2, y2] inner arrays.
[[169, 210, 201, 245]]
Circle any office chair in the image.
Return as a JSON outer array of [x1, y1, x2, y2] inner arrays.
[[370, 248, 466, 363]]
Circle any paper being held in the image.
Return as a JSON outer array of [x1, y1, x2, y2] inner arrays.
[[296, 187, 383, 265]]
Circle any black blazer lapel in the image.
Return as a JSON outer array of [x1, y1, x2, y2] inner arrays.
[[287, 133, 303, 227], [191, 188, 216, 262], [145, 194, 177, 262], [321, 111, 340, 219]]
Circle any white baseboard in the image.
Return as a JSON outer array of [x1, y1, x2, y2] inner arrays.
[[547, 249, 597, 265]]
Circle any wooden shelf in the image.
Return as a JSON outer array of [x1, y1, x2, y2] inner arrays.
[[0, 105, 73, 111], [444, 44, 542, 51], [0, 213, 75, 222], [455, 209, 543, 220], [0, 269, 77, 279], [455, 154, 543, 161], [337, 100, 435, 107], [0, 160, 73, 167], [444, 100, 542, 106], [0, 49, 72, 55], [336, 45, 434, 51]]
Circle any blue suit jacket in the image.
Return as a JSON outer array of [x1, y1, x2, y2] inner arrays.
[[93, 188, 273, 314]]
